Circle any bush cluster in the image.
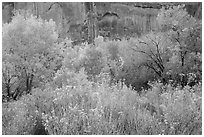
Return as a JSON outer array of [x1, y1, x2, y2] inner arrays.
[[2, 6, 202, 135], [3, 73, 202, 134]]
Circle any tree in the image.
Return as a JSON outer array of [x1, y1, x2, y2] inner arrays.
[[157, 4, 202, 86], [2, 10, 61, 101], [129, 32, 172, 83], [2, 61, 19, 101]]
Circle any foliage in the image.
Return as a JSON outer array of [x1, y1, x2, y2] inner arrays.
[[2, 10, 61, 101], [2, 71, 202, 134], [60, 23, 201, 89], [157, 4, 202, 86], [128, 32, 172, 79], [75, 37, 156, 90], [59, 37, 123, 83], [2, 96, 38, 134], [2, 5, 202, 135]]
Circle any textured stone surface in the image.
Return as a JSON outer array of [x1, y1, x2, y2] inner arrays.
[[2, 2, 201, 41]]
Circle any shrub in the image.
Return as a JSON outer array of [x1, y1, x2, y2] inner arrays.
[[2, 95, 38, 135], [3, 66, 201, 135], [59, 36, 165, 91]]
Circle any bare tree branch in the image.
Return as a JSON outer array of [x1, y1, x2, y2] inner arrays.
[[142, 62, 162, 77], [130, 46, 164, 74]]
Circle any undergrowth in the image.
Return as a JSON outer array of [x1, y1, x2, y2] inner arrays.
[[2, 71, 202, 135]]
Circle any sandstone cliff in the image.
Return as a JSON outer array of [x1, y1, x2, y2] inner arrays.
[[2, 2, 202, 42]]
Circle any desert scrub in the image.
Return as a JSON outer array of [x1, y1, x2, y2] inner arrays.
[[2, 95, 38, 135], [2, 71, 202, 135], [158, 84, 202, 135]]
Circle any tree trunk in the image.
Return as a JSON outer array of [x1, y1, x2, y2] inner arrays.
[[26, 74, 33, 93], [33, 2, 39, 18], [5, 79, 11, 98], [85, 2, 98, 44]]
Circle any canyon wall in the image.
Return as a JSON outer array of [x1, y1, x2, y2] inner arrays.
[[2, 2, 202, 42]]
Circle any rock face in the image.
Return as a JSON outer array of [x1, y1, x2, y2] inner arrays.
[[110, 3, 159, 38], [2, 2, 202, 42], [2, 2, 14, 23]]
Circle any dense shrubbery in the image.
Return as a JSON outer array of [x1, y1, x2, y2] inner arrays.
[[2, 5, 202, 135], [3, 73, 202, 134]]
